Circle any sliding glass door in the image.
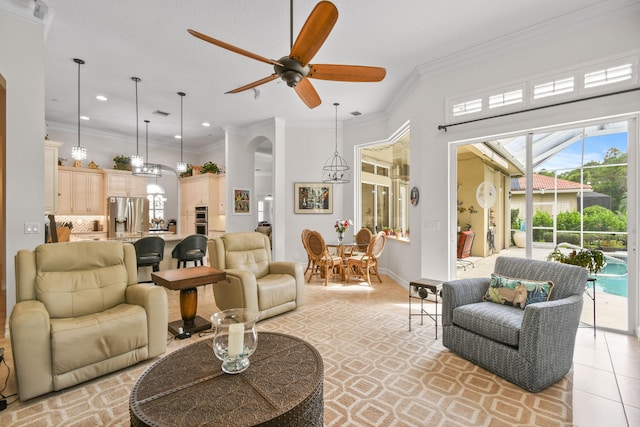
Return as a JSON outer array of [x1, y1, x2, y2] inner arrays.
[[456, 117, 635, 334]]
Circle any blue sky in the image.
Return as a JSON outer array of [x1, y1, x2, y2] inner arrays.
[[536, 132, 628, 173]]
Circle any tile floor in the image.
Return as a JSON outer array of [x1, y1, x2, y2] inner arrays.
[[572, 328, 640, 427], [1, 267, 638, 426]]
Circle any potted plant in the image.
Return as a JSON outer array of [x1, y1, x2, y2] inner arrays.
[[200, 161, 221, 174], [394, 227, 402, 238], [383, 227, 391, 236], [513, 218, 526, 248], [113, 155, 131, 171], [548, 247, 606, 275]]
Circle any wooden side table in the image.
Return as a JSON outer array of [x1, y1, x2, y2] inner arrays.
[[409, 278, 443, 339], [152, 266, 226, 335]]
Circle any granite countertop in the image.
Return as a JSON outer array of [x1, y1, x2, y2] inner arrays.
[[71, 231, 225, 243]]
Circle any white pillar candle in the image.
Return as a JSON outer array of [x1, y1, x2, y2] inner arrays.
[[227, 323, 245, 357]]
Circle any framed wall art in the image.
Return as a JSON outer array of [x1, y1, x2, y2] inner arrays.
[[233, 188, 251, 215], [294, 182, 332, 214]]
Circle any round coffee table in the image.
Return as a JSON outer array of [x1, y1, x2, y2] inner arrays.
[[130, 332, 324, 426]]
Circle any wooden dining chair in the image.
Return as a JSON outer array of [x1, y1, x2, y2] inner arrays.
[[346, 227, 372, 257], [301, 229, 315, 276], [346, 232, 387, 286], [306, 230, 343, 286]]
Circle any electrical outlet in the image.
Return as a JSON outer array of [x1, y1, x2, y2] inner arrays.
[[24, 222, 41, 234]]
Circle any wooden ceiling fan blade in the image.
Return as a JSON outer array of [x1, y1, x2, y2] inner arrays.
[[294, 79, 321, 109], [290, 1, 338, 67], [188, 29, 282, 67], [309, 64, 387, 82], [225, 74, 279, 94]]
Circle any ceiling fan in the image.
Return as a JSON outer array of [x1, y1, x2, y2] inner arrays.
[[187, 0, 386, 109]]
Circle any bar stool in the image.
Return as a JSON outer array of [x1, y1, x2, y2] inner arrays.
[[172, 234, 207, 268], [134, 236, 165, 283]]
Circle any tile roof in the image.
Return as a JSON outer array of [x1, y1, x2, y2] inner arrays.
[[511, 174, 592, 192]]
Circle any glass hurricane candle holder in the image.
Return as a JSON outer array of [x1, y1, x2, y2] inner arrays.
[[211, 308, 259, 374]]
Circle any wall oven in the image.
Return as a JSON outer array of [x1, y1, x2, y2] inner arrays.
[[195, 222, 207, 235], [195, 206, 208, 223], [195, 206, 208, 235]]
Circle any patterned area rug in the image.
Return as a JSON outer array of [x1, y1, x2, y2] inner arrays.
[[0, 276, 573, 426]]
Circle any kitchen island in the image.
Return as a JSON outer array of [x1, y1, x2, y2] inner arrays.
[[69, 231, 225, 283]]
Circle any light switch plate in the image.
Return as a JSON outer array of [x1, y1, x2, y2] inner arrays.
[[24, 222, 41, 234]]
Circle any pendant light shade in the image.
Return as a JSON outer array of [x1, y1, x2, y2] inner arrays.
[[130, 77, 144, 168], [322, 102, 350, 184], [133, 120, 162, 178], [176, 92, 188, 173], [71, 58, 87, 160]]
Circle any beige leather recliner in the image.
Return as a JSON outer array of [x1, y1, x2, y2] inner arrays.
[[10, 241, 168, 400], [207, 232, 304, 321]]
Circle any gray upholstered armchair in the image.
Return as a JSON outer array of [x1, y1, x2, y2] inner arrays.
[[207, 232, 304, 321], [442, 256, 588, 392]]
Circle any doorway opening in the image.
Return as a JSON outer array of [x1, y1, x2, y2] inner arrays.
[[453, 117, 636, 335]]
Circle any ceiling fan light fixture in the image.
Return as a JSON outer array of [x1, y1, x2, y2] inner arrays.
[[274, 56, 309, 87], [322, 102, 350, 184]]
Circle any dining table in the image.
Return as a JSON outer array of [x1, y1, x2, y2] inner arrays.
[[325, 239, 360, 281]]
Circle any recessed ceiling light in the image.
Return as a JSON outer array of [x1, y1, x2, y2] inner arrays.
[[153, 110, 170, 117], [174, 135, 181, 139], [96, 95, 108, 101], [202, 122, 210, 127], [350, 111, 362, 116], [80, 116, 90, 120]]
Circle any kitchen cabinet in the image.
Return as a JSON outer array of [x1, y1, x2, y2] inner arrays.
[[104, 169, 148, 198], [57, 166, 105, 215], [179, 173, 225, 234], [44, 140, 62, 214]]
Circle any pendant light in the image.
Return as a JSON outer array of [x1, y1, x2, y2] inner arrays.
[[130, 77, 144, 168], [71, 58, 87, 160], [133, 120, 162, 177], [176, 92, 188, 173], [322, 103, 350, 184]]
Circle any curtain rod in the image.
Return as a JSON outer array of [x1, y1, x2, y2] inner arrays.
[[438, 87, 640, 132]]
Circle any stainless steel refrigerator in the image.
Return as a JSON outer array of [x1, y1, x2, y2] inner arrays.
[[107, 197, 149, 238]]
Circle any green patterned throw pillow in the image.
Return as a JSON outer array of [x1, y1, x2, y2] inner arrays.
[[483, 274, 554, 309]]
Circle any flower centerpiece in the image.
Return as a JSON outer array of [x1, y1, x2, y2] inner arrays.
[[334, 219, 352, 242]]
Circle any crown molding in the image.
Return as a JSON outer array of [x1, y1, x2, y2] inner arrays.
[[415, 0, 640, 82]]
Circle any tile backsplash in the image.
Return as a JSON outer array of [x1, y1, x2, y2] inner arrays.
[[54, 215, 106, 232]]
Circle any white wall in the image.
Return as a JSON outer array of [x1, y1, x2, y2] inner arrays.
[[1, 10, 46, 313]]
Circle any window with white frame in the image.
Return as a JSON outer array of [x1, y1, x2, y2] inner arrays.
[[445, 53, 638, 122]]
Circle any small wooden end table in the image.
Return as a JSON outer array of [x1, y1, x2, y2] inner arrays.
[[152, 266, 226, 335], [409, 278, 443, 339]]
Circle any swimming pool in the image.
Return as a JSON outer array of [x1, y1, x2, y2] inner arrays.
[[591, 254, 628, 297]]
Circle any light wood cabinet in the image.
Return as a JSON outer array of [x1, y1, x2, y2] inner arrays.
[[57, 166, 105, 215], [44, 140, 62, 214], [58, 169, 73, 213], [179, 173, 225, 233], [104, 169, 147, 198]]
